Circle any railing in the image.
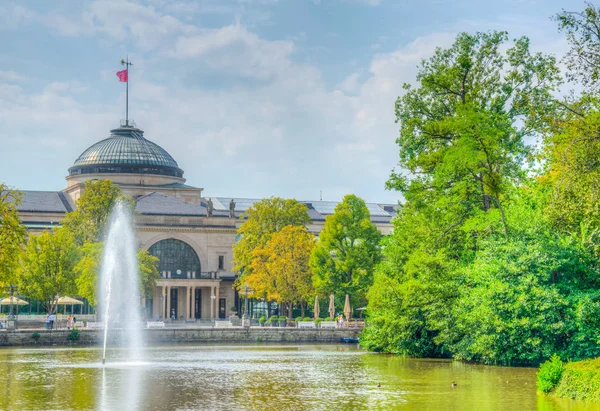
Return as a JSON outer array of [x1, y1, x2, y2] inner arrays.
[[160, 271, 225, 280]]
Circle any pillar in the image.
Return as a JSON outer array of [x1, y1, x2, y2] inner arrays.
[[189, 286, 193, 320], [166, 285, 171, 319], [210, 286, 214, 320], [162, 286, 167, 319], [184, 286, 189, 320], [215, 285, 220, 319]]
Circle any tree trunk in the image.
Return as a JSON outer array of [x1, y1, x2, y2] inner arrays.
[[479, 175, 490, 211], [494, 196, 509, 240], [301, 300, 305, 317]]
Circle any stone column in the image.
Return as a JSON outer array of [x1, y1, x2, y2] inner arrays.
[[189, 286, 193, 320], [166, 285, 171, 319], [210, 287, 214, 320], [162, 286, 167, 319], [215, 284, 220, 319], [184, 286, 189, 321]]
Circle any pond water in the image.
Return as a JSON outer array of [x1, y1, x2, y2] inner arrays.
[[0, 344, 596, 410]]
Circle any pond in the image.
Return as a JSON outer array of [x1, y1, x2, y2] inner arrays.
[[0, 344, 595, 410]]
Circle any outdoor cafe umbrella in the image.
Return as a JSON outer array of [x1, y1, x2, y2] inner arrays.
[[53, 296, 83, 314], [344, 294, 352, 321], [0, 297, 29, 306], [314, 295, 320, 319], [0, 297, 28, 315], [328, 294, 335, 319]]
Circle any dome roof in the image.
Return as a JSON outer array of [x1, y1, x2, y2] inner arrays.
[[69, 126, 184, 178]]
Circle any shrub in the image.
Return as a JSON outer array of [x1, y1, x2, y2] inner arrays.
[[302, 317, 312, 322], [259, 316, 266, 324], [231, 306, 238, 312], [31, 332, 41, 341], [315, 318, 322, 325], [67, 329, 80, 341], [295, 316, 303, 323], [325, 317, 333, 321], [269, 317, 279, 323], [537, 354, 564, 393], [279, 316, 287, 321], [553, 357, 600, 401]]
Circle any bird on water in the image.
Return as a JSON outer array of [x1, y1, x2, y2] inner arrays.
[[451, 382, 457, 388]]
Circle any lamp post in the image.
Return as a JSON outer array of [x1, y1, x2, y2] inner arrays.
[[4, 284, 18, 330]]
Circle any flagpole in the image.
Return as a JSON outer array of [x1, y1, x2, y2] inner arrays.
[[120, 57, 133, 127]]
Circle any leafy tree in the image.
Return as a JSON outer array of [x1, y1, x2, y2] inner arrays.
[[310, 194, 381, 308], [555, 2, 600, 90], [246, 226, 315, 318], [75, 243, 159, 307], [137, 249, 160, 300], [19, 228, 80, 314], [387, 31, 560, 239], [233, 197, 310, 286], [63, 180, 131, 245], [0, 185, 26, 288]]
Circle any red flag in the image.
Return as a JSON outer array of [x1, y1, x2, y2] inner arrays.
[[116, 69, 128, 82]]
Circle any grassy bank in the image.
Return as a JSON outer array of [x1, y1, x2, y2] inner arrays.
[[538, 355, 600, 402]]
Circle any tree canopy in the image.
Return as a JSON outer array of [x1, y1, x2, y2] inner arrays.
[[247, 225, 315, 317], [0, 185, 26, 288], [19, 227, 80, 314], [310, 194, 381, 308], [233, 197, 310, 286]]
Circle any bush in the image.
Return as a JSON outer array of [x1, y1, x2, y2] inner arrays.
[[259, 316, 266, 324], [295, 316, 303, 323], [553, 357, 600, 401], [279, 316, 287, 321], [315, 318, 322, 325], [302, 317, 312, 322], [67, 329, 80, 341], [537, 354, 564, 393], [325, 317, 333, 321], [269, 317, 279, 323], [231, 306, 238, 312], [31, 332, 40, 341]]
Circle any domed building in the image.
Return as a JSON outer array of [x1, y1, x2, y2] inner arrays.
[[14, 123, 397, 321]]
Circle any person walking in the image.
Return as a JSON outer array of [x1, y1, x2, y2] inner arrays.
[[171, 309, 176, 321]]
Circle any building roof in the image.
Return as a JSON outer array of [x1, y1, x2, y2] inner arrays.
[[12, 191, 397, 224], [68, 126, 183, 178], [13, 191, 74, 213]]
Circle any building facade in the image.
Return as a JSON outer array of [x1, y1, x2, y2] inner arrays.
[[13, 123, 397, 320]]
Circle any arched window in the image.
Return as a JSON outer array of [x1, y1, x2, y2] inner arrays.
[[148, 239, 201, 279]]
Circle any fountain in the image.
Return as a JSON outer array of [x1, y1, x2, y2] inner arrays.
[[98, 201, 143, 365]]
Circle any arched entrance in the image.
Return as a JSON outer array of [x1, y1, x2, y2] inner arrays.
[[148, 238, 202, 318]]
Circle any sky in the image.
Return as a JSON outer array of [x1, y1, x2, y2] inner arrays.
[[0, 0, 578, 203]]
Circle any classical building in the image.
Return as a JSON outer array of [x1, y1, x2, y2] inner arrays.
[[13, 123, 397, 320]]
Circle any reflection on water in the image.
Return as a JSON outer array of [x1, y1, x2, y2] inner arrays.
[[0, 344, 597, 410]]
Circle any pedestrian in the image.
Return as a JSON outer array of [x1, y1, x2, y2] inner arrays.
[[45, 315, 50, 330], [49, 313, 55, 330], [171, 309, 176, 321], [72, 315, 77, 329], [67, 315, 72, 330]]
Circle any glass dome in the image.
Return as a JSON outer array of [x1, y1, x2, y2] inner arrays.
[[68, 126, 183, 178]]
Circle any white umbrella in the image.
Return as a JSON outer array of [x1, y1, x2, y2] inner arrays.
[[0, 297, 28, 306], [314, 296, 320, 319], [53, 296, 83, 315]]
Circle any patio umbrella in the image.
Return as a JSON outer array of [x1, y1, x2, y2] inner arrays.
[[314, 295, 320, 319], [328, 295, 335, 319], [0, 297, 28, 315], [54, 296, 83, 315], [344, 294, 352, 321], [0, 297, 29, 306]]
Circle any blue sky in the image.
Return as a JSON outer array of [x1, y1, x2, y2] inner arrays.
[[0, 0, 577, 203]]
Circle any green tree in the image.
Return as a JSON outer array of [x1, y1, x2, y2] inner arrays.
[[75, 243, 159, 307], [555, 2, 600, 90], [63, 180, 130, 245], [310, 194, 381, 308], [19, 228, 80, 314], [247, 225, 315, 318], [233, 197, 310, 287], [0, 185, 26, 288], [388, 31, 560, 239]]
